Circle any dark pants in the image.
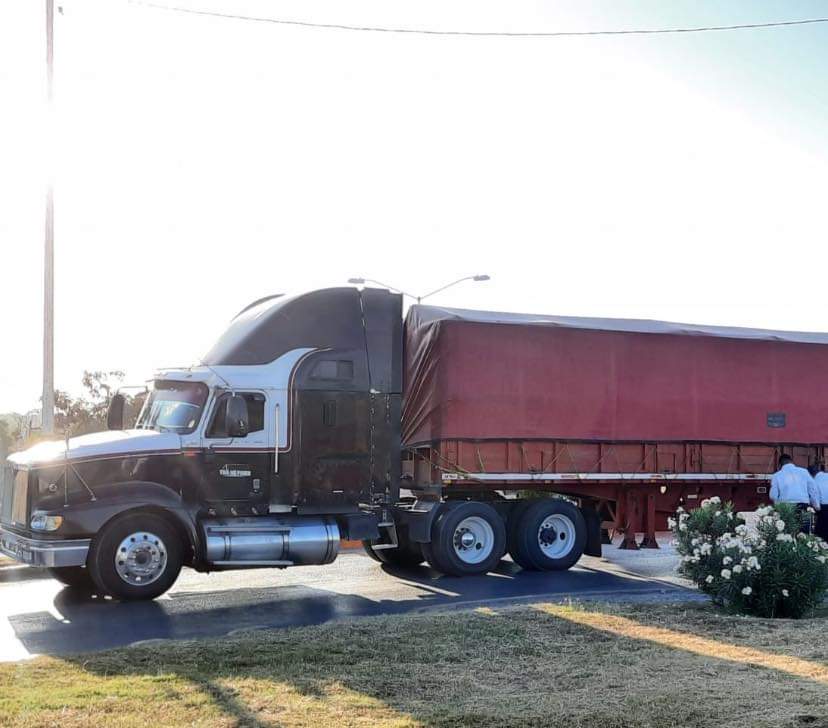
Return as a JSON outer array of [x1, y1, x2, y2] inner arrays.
[[816, 509, 828, 542]]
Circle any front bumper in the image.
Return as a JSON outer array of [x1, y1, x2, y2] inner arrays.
[[0, 526, 90, 568]]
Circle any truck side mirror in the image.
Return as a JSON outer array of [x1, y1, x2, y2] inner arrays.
[[107, 393, 126, 430], [27, 411, 42, 432], [225, 394, 249, 438]]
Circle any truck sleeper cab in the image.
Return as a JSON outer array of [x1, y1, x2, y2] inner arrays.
[[0, 287, 599, 600]]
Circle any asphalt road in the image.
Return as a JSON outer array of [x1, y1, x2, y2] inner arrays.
[[0, 544, 698, 662]]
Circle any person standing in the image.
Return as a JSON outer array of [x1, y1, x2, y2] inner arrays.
[[770, 454, 820, 533], [812, 462, 828, 542]]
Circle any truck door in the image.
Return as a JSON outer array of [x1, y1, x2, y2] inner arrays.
[[291, 353, 373, 509], [201, 391, 271, 515]]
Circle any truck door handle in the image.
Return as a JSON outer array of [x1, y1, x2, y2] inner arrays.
[[323, 401, 337, 427]]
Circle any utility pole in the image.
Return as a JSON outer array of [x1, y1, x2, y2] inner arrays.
[[42, 0, 55, 434]]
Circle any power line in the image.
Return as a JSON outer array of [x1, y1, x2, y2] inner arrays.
[[130, 2, 828, 38]]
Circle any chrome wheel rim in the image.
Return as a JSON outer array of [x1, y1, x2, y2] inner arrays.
[[115, 531, 167, 586], [452, 516, 495, 564], [538, 514, 576, 559]]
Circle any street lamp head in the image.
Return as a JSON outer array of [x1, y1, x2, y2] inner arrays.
[[473, 274, 490, 282], [347, 278, 366, 285]]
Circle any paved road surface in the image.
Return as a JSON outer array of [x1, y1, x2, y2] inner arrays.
[[0, 542, 695, 662]]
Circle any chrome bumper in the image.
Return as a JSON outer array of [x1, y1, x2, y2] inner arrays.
[[0, 526, 90, 568]]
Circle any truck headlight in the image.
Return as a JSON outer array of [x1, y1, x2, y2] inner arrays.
[[30, 513, 64, 532]]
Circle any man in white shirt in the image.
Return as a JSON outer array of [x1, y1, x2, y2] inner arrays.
[[770, 455, 820, 533], [811, 463, 828, 541]]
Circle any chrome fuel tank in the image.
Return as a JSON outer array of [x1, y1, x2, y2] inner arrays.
[[202, 516, 340, 567]]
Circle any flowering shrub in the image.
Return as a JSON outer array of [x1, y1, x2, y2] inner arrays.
[[671, 497, 828, 618]]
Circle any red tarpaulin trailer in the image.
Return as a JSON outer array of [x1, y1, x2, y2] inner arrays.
[[402, 305, 828, 548]]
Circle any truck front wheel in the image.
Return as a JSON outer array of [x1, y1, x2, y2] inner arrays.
[[508, 499, 586, 571], [88, 513, 183, 601], [423, 501, 506, 576]]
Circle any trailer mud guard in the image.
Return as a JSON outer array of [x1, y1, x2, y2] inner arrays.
[[392, 501, 442, 543], [580, 504, 602, 557]]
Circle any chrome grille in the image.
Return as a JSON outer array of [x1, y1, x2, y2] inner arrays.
[[0, 464, 13, 525], [0, 465, 27, 527], [11, 470, 28, 526]]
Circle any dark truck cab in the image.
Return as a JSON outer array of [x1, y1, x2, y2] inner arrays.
[[0, 287, 598, 600]]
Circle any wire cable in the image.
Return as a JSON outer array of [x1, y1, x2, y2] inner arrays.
[[130, 2, 828, 38]]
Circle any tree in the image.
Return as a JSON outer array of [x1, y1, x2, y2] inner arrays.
[[54, 370, 126, 436]]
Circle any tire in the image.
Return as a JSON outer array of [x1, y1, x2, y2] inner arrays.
[[362, 540, 425, 568], [362, 527, 425, 568], [506, 500, 538, 570], [88, 513, 183, 601], [47, 566, 95, 589], [362, 540, 383, 562], [422, 501, 506, 576], [509, 499, 586, 572]]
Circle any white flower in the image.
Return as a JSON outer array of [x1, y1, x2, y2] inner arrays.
[[736, 525, 748, 536], [776, 533, 794, 543], [679, 523, 687, 531], [818, 556, 826, 564], [756, 506, 772, 517], [807, 507, 815, 514], [776, 520, 786, 532], [710, 496, 721, 505], [714, 511, 722, 517], [705, 575, 714, 584], [723, 556, 732, 565], [668, 518, 677, 529], [741, 586, 752, 596], [782, 589, 790, 597], [700, 543, 712, 555], [721, 569, 732, 579], [732, 564, 743, 574], [747, 556, 760, 570]]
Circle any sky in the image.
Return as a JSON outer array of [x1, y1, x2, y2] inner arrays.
[[1, 0, 827, 414]]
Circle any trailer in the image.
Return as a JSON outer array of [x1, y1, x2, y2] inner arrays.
[[2, 287, 827, 599], [402, 305, 828, 548]]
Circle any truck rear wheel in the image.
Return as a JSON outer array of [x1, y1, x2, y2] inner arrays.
[[47, 566, 95, 590], [88, 513, 183, 601], [422, 501, 506, 576], [508, 499, 586, 571]]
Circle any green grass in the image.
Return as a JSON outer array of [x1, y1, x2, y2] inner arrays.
[[2, 601, 828, 727]]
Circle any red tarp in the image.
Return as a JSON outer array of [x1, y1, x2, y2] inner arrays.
[[402, 306, 828, 447]]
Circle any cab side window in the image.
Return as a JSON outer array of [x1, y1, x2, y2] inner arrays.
[[207, 393, 265, 438]]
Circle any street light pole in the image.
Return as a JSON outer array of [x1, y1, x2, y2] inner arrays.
[[347, 275, 490, 303], [417, 275, 490, 303], [42, 0, 55, 434]]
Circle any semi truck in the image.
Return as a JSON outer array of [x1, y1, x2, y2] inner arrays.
[[2, 287, 828, 600]]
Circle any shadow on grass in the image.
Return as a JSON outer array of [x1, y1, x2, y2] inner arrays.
[[38, 601, 828, 728]]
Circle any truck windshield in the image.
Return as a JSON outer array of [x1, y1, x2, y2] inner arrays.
[[135, 381, 209, 434]]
